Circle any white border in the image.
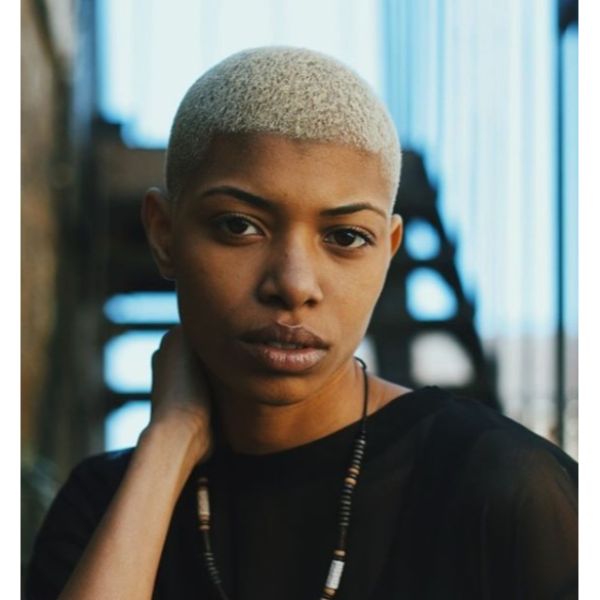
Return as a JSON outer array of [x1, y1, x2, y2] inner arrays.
[[579, 0, 598, 597], [3, 1, 21, 598]]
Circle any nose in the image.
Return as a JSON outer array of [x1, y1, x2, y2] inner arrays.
[[256, 233, 324, 310]]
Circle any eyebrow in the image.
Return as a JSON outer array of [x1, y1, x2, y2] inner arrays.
[[199, 185, 388, 219]]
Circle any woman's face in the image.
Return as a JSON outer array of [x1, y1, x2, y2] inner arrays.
[[153, 133, 402, 405]]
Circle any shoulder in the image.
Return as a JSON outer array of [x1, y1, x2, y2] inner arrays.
[[35, 448, 135, 540], [69, 448, 134, 486], [425, 389, 575, 462], [413, 392, 578, 599], [411, 389, 577, 499], [57, 448, 135, 514], [25, 449, 135, 599]]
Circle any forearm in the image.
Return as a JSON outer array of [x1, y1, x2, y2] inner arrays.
[[58, 418, 208, 600]]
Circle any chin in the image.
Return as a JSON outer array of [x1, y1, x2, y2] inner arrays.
[[197, 337, 356, 406], [226, 370, 322, 406]]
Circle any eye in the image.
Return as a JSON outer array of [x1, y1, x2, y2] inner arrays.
[[325, 228, 374, 249], [216, 215, 263, 237]]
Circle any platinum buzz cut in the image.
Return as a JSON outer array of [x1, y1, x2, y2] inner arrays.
[[165, 46, 401, 201]]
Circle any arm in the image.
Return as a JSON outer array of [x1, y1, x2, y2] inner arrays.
[[510, 449, 578, 599], [477, 436, 578, 600], [57, 327, 212, 600]]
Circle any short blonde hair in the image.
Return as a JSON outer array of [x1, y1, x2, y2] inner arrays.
[[165, 46, 401, 199]]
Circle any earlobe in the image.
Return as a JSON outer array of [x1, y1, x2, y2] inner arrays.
[[389, 213, 403, 257], [141, 187, 176, 280]]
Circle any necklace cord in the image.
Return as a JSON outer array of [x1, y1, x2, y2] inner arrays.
[[354, 356, 369, 432], [197, 356, 370, 599]]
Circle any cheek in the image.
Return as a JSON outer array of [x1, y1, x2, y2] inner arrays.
[[324, 262, 388, 329], [344, 257, 388, 300], [176, 234, 251, 291], [174, 245, 252, 331]]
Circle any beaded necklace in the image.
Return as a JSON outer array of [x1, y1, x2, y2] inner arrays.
[[196, 357, 369, 600]]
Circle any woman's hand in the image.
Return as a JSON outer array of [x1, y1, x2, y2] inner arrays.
[[57, 326, 214, 600], [146, 325, 213, 464]]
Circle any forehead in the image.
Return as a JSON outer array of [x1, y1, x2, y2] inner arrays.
[[183, 133, 394, 211]]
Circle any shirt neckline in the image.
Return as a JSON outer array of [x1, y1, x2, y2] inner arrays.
[[204, 386, 450, 483]]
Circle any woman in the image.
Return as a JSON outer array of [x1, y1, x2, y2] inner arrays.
[[26, 47, 577, 600]]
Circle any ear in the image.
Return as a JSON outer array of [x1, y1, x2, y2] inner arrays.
[[141, 187, 176, 280], [389, 213, 403, 258]]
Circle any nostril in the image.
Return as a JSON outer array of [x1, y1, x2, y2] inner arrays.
[[256, 274, 323, 309], [259, 292, 291, 309]]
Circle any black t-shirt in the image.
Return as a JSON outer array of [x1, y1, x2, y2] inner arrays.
[[26, 387, 578, 599]]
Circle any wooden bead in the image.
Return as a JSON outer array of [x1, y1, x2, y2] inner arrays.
[[197, 487, 210, 518]]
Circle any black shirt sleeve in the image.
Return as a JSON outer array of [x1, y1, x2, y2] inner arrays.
[[441, 420, 578, 600], [25, 450, 133, 600], [399, 398, 578, 600], [475, 433, 578, 599]]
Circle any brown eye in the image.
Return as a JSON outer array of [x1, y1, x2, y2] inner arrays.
[[217, 216, 262, 236], [325, 228, 373, 249]]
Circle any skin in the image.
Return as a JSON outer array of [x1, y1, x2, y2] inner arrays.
[[58, 132, 408, 599], [144, 132, 408, 453]]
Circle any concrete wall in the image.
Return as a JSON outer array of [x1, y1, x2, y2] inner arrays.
[[22, 0, 67, 459], [21, 0, 79, 569]]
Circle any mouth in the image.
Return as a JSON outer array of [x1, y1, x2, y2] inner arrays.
[[238, 323, 329, 373], [261, 341, 311, 350]]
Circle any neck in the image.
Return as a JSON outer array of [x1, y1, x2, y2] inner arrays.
[[209, 358, 366, 454]]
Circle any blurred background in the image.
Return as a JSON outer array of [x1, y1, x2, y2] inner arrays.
[[21, 0, 578, 572]]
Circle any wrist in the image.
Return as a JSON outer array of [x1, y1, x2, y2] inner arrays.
[[140, 415, 212, 470]]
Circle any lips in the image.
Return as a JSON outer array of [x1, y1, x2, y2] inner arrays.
[[240, 323, 329, 349], [238, 323, 329, 373]]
